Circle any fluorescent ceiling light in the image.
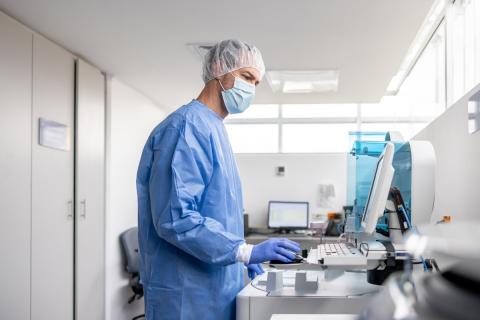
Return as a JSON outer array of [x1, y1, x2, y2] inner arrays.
[[386, 72, 405, 93], [266, 70, 339, 94]]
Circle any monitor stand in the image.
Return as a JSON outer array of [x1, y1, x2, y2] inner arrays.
[[276, 228, 295, 235]]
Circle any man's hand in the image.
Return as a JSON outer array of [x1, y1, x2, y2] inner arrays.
[[249, 238, 301, 264], [246, 263, 264, 280]]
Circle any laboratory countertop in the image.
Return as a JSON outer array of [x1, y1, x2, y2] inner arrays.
[[249, 269, 380, 297], [270, 314, 357, 320]]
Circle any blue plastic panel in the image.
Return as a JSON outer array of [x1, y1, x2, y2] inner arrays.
[[347, 132, 408, 231]]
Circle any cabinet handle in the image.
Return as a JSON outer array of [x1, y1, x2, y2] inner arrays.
[[67, 200, 73, 219], [80, 199, 87, 219]]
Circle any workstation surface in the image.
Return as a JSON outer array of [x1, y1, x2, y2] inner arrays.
[[237, 269, 380, 320]]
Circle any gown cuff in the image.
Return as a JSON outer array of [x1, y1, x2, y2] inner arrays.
[[235, 242, 254, 264]]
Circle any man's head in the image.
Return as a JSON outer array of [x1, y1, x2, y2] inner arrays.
[[202, 39, 265, 85], [201, 39, 265, 114]]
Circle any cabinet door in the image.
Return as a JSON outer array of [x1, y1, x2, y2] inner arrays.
[[31, 35, 75, 320], [75, 60, 106, 320], [0, 12, 32, 320]]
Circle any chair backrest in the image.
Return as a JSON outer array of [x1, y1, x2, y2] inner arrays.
[[120, 227, 140, 274]]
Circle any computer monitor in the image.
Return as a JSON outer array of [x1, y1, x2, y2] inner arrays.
[[361, 143, 395, 234], [268, 201, 309, 230]]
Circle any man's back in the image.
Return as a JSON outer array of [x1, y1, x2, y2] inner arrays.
[[136, 100, 245, 320]]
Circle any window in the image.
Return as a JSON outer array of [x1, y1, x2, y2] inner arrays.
[[282, 104, 357, 118], [361, 99, 411, 119], [227, 104, 279, 119], [396, 20, 446, 118], [225, 104, 359, 153], [225, 102, 433, 153], [360, 122, 429, 141], [282, 124, 357, 153], [225, 124, 279, 153], [446, 0, 480, 105]]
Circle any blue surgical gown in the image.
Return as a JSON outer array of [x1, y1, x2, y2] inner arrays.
[[136, 100, 245, 320]]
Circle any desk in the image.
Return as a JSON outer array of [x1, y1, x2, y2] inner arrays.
[[236, 269, 380, 320]]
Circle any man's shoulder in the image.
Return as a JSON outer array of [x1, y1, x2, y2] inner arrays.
[[150, 101, 194, 132], [180, 100, 218, 124], [150, 101, 214, 142]]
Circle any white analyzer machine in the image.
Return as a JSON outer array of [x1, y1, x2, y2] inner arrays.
[[307, 140, 435, 272], [307, 142, 395, 268]]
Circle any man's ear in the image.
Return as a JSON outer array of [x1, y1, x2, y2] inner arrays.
[[218, 73, 235, 90], [205, 78, 221, 92]]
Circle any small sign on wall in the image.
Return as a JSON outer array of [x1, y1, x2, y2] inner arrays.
[[468, 90, 480, 134], [317, 183, 336, 208], [38, 118, 70, 151]]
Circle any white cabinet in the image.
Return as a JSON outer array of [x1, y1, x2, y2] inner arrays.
[[31, 34, 75, 320], [0, 12, 33, 320], [75, 60, 106, 320], [0, 12, 106, 320]]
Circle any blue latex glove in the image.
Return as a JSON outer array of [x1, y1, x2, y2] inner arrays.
[[246, 263, 264, 280], [249, 238, 301, 264]]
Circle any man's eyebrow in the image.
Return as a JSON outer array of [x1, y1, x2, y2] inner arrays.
[[243, 70, 260, 84], [243, 71, 255, 78]]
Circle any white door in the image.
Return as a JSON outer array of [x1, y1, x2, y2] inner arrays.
[[75, 59, 106, 320], [0, 12, 33, 320], [31, 35, 75, 320]]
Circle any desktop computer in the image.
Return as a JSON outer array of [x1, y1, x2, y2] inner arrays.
[[313, 143, 395, 267], [267, 201, 309, 233], [360, 143, 395, 234]]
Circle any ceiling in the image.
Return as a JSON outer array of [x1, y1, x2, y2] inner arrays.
[[0, 0, 434, 111]]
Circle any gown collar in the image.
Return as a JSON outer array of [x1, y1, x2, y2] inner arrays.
[[192, 99, 225, 122]]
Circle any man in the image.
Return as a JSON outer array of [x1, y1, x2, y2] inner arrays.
[[137, 39, 301, 320]]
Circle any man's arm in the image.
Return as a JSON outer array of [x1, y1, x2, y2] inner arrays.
[[149, 122, 245, 265]]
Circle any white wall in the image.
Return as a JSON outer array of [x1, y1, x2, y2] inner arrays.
[[105, 78, 166, 320], [414, 82, 480, 223], [236, 153, 348, 227]]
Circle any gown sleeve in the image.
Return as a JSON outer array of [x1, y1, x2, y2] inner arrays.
[[148, 120, 244, 266]]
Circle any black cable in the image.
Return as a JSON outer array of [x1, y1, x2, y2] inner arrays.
[[432, 259, 440, 272], [250, 281, 268, 292], [359, 242, 370, 257], [425, 258, 441, 272], [389, 187, 412, 234]]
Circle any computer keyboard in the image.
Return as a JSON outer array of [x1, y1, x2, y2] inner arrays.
[[317, 243, 367, 266]]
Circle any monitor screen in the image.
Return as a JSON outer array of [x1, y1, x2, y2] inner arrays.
[[360, 142, 395, 234], [268, 201, 309, 229], [362, 155, 384, 224]]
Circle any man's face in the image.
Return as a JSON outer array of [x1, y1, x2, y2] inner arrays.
[[218, 67, 261, 90]]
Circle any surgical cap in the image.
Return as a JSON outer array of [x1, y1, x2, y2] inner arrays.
[[202, 39, 265, 83]]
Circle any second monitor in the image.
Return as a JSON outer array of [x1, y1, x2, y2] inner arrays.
[[268, 201, 309, 232], [361, 142, 395, 234]]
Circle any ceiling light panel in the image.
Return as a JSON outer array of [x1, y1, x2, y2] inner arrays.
[[266, 70, 339, 94]]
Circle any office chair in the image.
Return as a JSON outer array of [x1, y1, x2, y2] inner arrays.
[[120, 227, 145, 320]]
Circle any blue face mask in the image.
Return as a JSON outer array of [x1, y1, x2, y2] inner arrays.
[[218, 76, 256, 114]]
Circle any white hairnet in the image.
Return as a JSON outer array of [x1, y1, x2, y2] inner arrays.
[[202, 39, 265, 83]]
